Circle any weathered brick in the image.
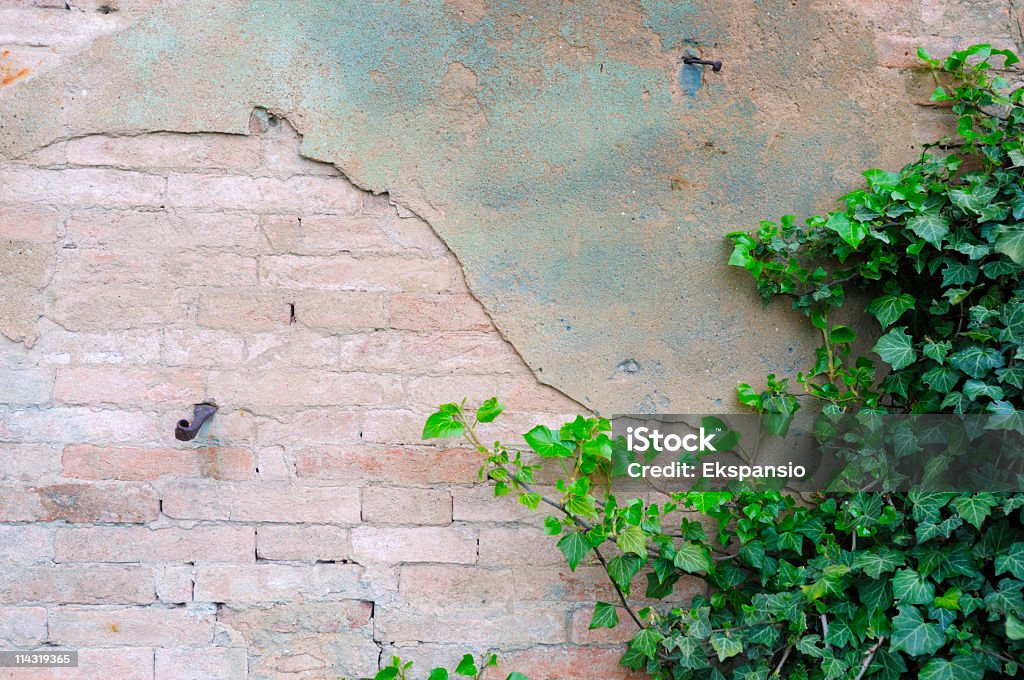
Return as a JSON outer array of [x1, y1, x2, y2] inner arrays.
[[0, 205, 58, 242], [376, 602, 568, 645], [478, 527, 564, 567], [206, 369, 402, 411], [294, 445, 479, 483], [350, 526, 477, 564], [256, 410, 361, 446], [30, 324, 163, 366], [66, 211, 262, 254], [361, 487, 452, 525], [256, 525, 349, 562], [53, 249, 257, 287], [0, 443, 61, 481], [49, 606, 215, 646], [399, 565, 514, 608], [55, 526, 255, 563], [0, 525, 52, 566], [260, 214, 392, 253], [453, 485, 543, 524], [296, 290, 390, 332], [259, 254, 453, 292], [161, 328, 247, 367], [243, 328, 340, 368], [66, 133, 259, 170], [0, 168, 164, 207], [154, 647, 248, 680], [46, 286, 194, 331], [481, 646, 645, 680], [379, 215, 448, 254], [0, 648, 155, 680], [161, 481, 361, 524], [0, 565, 155, 604], [193, 564, 366, 603], [53, 367, 204, 405], [387, 293, 494, 331], [0, 482, 158, 522], [156, 565, 194, 604], [61, 445, 254, 481], [198, 289, 387, 332], [253, 446, 291, 480], [513, 565, 622, 602], [0, 607, 46, 647], [0, 367, 53, 404], [166, 175, 362, 213], [336, 331, 521, 374], [0, 406, 161, 444]]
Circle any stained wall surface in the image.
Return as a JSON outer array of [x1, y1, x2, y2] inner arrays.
[[0, 1, 1020, 679]]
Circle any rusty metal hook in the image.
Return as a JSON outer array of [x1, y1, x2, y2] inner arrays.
[[682, 55, 723, 72], [175, 403, 218, 441]]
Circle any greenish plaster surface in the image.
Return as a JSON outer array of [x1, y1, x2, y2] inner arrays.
[[0, 0, 927, 413]]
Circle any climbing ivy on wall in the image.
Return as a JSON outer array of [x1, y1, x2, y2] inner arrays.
[[421, 45, 1024, 679]]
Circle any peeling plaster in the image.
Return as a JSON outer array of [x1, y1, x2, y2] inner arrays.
[[0, 0, 932, 413]]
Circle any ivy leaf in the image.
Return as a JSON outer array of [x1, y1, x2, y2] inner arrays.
[[961, 379, 1003, 401], [607, 554, 642, 591], [589, 601, 619, 630], [853, 548, 905, 578], [557, 532, 590, 571], [427, 670, 449, 680], [948, 346, 1004, 378], [871, 327, 916, 370], [673, 541, 712, 573], [892, 568, 936, 605], [953, 493, 997, 529], [475, 397, 505, 423], [995, 542, 1024, 579], [422, 405, 465, 439], [890, 605, 945, 656], [454, 655, 477, 677], [630, 628, 665, 659], [922, 340, 952, 363], [375, 668, 399, 680], [616, 525, 647, 559], [922, 365, 961, 392], [709, 632, 744, 662], [1001, 299, 1024, 343], [523, 425, 573, 458], [994, 225, 1024, 263], [918, 656, 985, 680], [907, 212, 950, 248], [1007, 615, 1024, 641], [867, 293, 915, 328], [826, 211, 867, 247], [941, 261, 979, 287]]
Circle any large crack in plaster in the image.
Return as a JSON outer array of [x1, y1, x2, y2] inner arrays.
[[0, 0, 942, 413]]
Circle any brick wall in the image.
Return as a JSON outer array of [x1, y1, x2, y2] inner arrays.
[[1, 1, 1022, 679], [0, 111, 644, 679]]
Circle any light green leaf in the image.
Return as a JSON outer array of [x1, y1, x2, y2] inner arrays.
[[475, 397, 505, 423], [867, 293, 915, 328], [454, 654, 477, 677], [673, 541, 712, 573], [995, 225, 1024, 263], [908, 212, 950, 248], [872, 327, 916, 370], [589, 601, 619, 630], [616, 525, 647, 559], [709, 632, 743, 662], [826, 211, 867, 247], [422, 407, 465, 440], [522, 425, 573, 458], [428, 669, 449, 680]]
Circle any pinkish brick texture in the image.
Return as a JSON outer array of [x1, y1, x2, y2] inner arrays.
[[0, 3, 1018, 679]]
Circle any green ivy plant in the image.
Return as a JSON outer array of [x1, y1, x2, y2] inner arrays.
[[421, 44, 1024, 679], [359, 653, 527, 680]]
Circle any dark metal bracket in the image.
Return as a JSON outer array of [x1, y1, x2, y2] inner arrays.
[[682, 55, 723, 72], [175, 403, 218, 441]]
